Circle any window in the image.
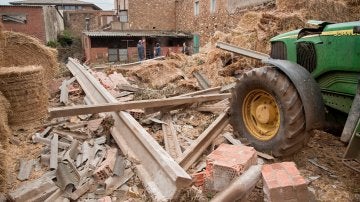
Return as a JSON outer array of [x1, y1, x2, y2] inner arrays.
[[119, 10, 128, 22], [1, 14, 27, 24], [210, 0, 216, 13], [194, 0, 199, 16]]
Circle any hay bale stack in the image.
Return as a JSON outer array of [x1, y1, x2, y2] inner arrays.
[[0, 66, 48, 128], [0, 31, 58, 83], [0, 92, 10, 193], [133, 61, 184, 89]]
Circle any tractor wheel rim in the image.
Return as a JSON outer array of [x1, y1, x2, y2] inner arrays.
[[242, 89, 280, 141]]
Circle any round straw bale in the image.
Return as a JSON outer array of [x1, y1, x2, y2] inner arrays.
[[0, 31, 58, 83], [0, 66, 48, 128]]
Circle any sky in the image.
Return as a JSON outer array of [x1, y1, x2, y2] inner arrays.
[[0, 0, 115, 10]]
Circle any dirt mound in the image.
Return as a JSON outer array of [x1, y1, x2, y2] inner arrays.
[[132, 60, 184, 89], [0, 31, 58, 83], [0, 92, 10, 193], [0, 66, 48, 129]]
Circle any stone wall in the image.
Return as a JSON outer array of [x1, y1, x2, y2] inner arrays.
[[43, 6, 64, 42], [64, 10, 116, 38], [128, 0, 176, 31]]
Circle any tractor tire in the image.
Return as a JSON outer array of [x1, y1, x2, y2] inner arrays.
[[230, 66, 308, 157]]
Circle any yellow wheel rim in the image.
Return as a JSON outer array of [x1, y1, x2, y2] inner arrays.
[[242, 90, 280, 141]]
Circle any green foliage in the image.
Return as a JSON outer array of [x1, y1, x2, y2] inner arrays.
[[46, 40, 59, 48], [58, 30, 73, 47]]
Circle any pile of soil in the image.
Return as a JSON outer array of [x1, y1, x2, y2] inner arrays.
[[0, 66, 48, 128], [0, 92, 10, 193], [0, 31, 58, 83]]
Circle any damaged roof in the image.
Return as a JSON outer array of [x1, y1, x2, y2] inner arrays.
[[83, 31, 193, 38], [10, 0, 101, 10]]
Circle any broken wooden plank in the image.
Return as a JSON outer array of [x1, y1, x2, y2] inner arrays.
[[17, 159, 34, 181], [223, 132, 242, 145], [220, 82, 236, 92], [49, 93, 231, 118], [52, 128, 89, 140], [117, 84, 143, 92], [193, 71, 211, 89], [196, 105, 228, 113], [50, 134, 59, 170], [177, 110, 230, 170], [162, 113, 182, 159], [60, 80, 69, 104], [144, 104, 190, 115]]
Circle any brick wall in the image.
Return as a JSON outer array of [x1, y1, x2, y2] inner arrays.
[[0, 6, 46, 43], [127, 0, 176, 31], [176, 0, 274, 46]]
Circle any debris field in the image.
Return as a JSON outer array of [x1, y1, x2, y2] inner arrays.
[[0, 0, 360, 201]]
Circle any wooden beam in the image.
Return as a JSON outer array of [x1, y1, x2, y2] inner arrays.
[[49, 93, 231, 118], [162, 113, 182, 159], [177, 109, 229, 170]]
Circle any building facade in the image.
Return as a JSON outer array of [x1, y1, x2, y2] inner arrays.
[[0, 5, 63, 43]]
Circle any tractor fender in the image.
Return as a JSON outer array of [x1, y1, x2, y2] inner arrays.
[[265, 59, 325, 131]]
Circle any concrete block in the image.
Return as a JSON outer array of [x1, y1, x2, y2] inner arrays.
[[262, 162, 310, 202]]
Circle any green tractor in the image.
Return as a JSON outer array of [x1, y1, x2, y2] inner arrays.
[[218, 20, 360, 169]]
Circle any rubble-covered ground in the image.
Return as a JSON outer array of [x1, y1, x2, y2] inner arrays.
[[3, 0, 360, 201]]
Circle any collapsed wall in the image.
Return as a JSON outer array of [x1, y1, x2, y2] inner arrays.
[[0, 66, 48, 128], [0, 92, 10, 193]]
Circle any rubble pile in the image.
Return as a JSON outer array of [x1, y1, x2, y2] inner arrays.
[[8, 115, 143, 201], [0, 66, 48, 128]]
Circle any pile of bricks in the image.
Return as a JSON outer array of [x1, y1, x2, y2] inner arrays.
[[199, 144, 257, 192], [262, 162, 310, 202]]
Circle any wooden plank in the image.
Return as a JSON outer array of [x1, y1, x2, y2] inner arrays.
[[177, 110, 230, 170], [196, 105, 228, 113], [193, 71, 211, 89], [49, 93, 231, 118], [223, 132, 242, 145], [50, 134, 58, 170], [117, 84, 143, 92], [162, 113, 182, 159]]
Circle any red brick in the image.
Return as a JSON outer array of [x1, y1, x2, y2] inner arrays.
[[276, 170, 293, 187], [204, 144, 257, 192], [283, 162, 301, 176], [191, 171, 206, 187], [262, 162, 310, 202]]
